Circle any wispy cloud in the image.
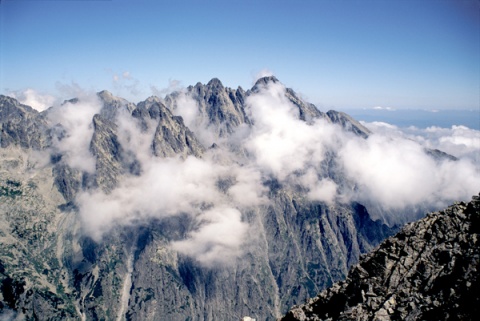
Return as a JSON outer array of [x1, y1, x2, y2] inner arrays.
[[7, 88, 56, 112], [150, 79, 183, 97], [251, 69, 275, 86], [110, 70, 142, 101], [371, 106, 396, 111]]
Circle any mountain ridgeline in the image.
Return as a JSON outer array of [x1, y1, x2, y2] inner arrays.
[[0, 77, 469, 320]]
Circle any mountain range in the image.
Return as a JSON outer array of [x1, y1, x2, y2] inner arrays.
[[0, 77, 477, 320]]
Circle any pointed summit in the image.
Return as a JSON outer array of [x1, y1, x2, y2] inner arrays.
[[97, 90, 114, 100], [254, 75, 279, 87], [96, 90, 136, 118], [251, 76, 280, 93], [206, 78, 224, 90]]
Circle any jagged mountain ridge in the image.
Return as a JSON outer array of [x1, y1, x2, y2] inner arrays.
[[281, 194, 480, 321], [0, 77, 462, 320]]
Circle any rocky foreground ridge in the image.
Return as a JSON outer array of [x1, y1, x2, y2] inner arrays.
[[281, 194, 480, 321]]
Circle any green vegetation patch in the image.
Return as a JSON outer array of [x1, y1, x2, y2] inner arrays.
[[0, 180, 22, 198]]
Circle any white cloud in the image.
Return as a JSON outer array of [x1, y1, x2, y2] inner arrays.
[[241, 80, 344, 204], [363, 122, 480, 162], [339, 134, 440, 209], [244, 81, 335, 181], [422, 125, 480, 161], [171, 207, 249, 267], [299, 169, 337, 204], [79, 155, 225, 238], [110, 70, 142, 101], [7, 88, 56, 112], [151, 79, 183, 97], [372, 106, 396, 111], [338, 128, 480, 221], [48, 93, 102, 173], [241, 82, 479, 222]]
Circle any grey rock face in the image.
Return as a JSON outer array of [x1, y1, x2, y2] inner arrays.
[[258, 189, 396, 313], [132, 99, 206, 158], [280, 194, 480, 321], [425, 148, 458, 162], [90, 114, 132, 192], [0, 95, 50, 149], [97, 90, 136, 119], [0, 148, 78, 320], [326, 110, 370, 139], [52, 162, 82, 203], [169, 78, 251, 138]]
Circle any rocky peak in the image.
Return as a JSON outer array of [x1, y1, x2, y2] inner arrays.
[[97, 90, 136, 119], [252, 75, 280, 91], [132, 98, 205, 158], [0, 95, 38, 117], [281, 194, 480, 321], [0, 95, 49, 149], [97, 90, 114, 101], [139, 95, 163, 108], [168, 78, 250, 139], [135, 96, 169, 121], [206, 77, 225, 90], [250, 76, 328, 122]]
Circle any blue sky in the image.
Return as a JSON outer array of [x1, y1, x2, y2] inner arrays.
[[0, 0, 479, 110]]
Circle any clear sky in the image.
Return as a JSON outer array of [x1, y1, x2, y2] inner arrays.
[[0, 0, 479, 110]]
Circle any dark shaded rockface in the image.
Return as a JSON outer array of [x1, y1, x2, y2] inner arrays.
[[424, 148, 458, 162], [281, 194, 480, 321], [90, 114, 133, 192], [0, 77, 428, 321]]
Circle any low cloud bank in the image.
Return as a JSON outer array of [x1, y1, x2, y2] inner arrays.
[[339, 133, 479, 212], [363, 122, 480, 162]]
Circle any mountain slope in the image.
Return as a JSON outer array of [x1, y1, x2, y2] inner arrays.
[[281, 194, 480, 321]]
